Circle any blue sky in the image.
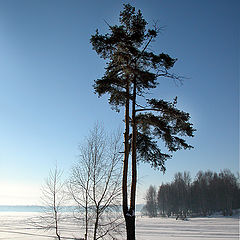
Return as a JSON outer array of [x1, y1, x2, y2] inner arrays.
[[0, 0, 239, 205]]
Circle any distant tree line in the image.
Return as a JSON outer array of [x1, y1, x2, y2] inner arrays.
[[143, 169, 240, 218]]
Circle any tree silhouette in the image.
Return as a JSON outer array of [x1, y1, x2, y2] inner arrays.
[[156, 169, 240, 217], [91, 4, 195, 239], [145, 185, 158, 217]]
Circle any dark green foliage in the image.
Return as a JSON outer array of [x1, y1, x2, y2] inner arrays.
[[91, 3, 195, 171], [144, 185, 158, 217], [136, 132, 171, 171], [91, 4, 195, 239], [155, 169, 240, 217]]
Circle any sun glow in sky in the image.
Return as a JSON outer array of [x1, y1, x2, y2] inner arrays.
[[0, 0, 239, 205], [0, 182, 41, 205]]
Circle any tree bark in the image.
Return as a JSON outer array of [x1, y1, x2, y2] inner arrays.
[[129, 75, 137, 240], [130, 75, 137, 212], [123, 78, 135, 239], [123, 78, 130, 216], [93, 209, 99, 240], [125, 214, 135, 240], [85, 185, 88, 240], [53, 174, 61, 240], [54, 207, 61, 240]]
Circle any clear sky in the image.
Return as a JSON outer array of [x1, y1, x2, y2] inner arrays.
[[0, 0, 239, 205]]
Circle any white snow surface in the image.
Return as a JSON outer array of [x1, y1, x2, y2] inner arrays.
[[136, 215, 239, 240], [0, 212, 239, 239]]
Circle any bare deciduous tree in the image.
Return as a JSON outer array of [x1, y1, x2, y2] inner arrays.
[[30, 166, 67, 240], [69, 124, 124, 240]]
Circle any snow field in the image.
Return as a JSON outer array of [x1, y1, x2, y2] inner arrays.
[[0, 212, 238, 239]]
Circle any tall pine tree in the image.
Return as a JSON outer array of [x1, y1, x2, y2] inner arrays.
[[91, 4, 195, 239]]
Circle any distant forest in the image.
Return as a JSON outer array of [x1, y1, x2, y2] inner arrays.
[[142, 169, 240, 218]]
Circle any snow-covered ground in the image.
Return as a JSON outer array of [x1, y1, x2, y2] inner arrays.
[[136, 215, 239, 240], [0, 212, 238, 239]]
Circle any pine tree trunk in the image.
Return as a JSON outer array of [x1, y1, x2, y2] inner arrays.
[[130, 76, 137, 212], [123, 78, 134, 239], [124, 75, 137, 240], [125, 214, 136, 240], [123, 79, 130, 216]]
